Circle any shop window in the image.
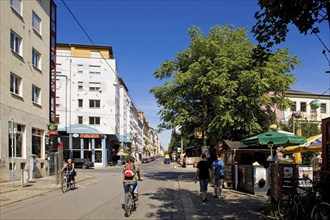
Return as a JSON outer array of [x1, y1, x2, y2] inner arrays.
[[8, 122, 24, 158], [32, 128, 43, 158]]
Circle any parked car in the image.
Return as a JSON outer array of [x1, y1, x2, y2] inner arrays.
[[164, 158, 171, 164], [149, 156, 156, 161], [72, 158, 94, 169], [142, 158, 149, 163]]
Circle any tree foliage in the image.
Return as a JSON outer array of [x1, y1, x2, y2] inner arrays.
[[151, 25, 299, 145], [253, 0, 330, 48]]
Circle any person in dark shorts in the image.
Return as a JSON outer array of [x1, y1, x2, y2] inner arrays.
[[194, 153, 212, 204]]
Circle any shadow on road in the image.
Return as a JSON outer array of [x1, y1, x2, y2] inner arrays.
[[142, 171, 194, 182]]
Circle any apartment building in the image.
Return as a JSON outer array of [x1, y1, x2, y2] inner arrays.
[[56, 43, 119, 167], [118, 78, 131, 149], [0, 0, 56, 181], [275, 89, 330, 125]]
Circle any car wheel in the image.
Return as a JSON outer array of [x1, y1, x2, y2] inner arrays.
[[82, 164, 87, 169]]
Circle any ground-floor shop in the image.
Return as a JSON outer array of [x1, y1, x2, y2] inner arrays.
[[0, 105, 49, 182]]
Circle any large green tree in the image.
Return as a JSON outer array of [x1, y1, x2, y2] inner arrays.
[[151, 25, 299, 146], [253, 0, 330, 48]]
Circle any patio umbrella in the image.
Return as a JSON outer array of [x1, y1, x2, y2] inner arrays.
[[240, 131, 306, 148], [284, 134, 322, 154]]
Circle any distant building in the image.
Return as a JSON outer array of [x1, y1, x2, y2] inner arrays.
[[0, 0, 56, 181], [275, 89, 330, 126]]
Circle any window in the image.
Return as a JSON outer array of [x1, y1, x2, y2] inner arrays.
[[321, 103, 327, 113], [89, 117, 100, 125], [55, 114, 60, 124], [290, 102, 296, 112], [10, 32, 22, 55], [311, 107, 317, 113], [78, 82, 83, 91], [78, 99, 83, 107], [56, 79, 61, 89], [89, 65, 101, 74], [300, 102, 306, 112], [78, 64, 83, 74], [32, 49, 41, 69], [57, 49, 71, 56], [91, 51, 101, 58], [32, 128, 43, 158], [32, 85, 41, 104], [10, 73, 22, 96], [8, 123, 24, 158], [78, 116, 83, 124], [89, 82, 101, 91], [89, 99, 100, 108], [56, 96, 60, 106], [32, 12, 41, 34], [10, 0, 22, 15]]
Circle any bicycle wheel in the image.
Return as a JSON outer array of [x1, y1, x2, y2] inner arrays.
[[70, 178, 75, 190], [125, 194, 133, 217], [61, 178, 67, 193], [278, 194, 299, 220], [311, 202, 330, 220]]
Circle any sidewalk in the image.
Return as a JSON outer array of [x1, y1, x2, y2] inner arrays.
[[0, 172, 92, 207], [175, 166, 271, 220]]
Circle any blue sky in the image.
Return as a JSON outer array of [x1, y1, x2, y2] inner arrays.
[[55, 0, 330, 150]]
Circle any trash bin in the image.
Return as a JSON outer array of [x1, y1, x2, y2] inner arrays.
[[117, 160, 122, 166]]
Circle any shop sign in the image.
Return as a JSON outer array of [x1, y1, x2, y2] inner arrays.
[[80, 134, 100, 138], [72, 133, 79, 138]]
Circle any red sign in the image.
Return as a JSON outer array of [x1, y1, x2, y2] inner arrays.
[[80, 134, 100, 138], [48, 130, 58, 135]]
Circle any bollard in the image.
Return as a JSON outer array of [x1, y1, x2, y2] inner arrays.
[[55, 152, 59, 184]]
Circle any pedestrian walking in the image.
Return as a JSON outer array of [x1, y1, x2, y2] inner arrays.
[[212, 153, 224, 198], [194, 153, 212, 204]]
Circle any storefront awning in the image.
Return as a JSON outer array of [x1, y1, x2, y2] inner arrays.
[[58, 124, 103, 134]]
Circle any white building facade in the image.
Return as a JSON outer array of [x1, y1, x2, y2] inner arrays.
[[275, 90, 330, 127], [55, 43, 120, 167]]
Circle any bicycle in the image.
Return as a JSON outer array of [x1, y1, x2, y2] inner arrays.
[[124, 184, 138, 217], [61, 171, 75, 193], [277, 175, 330, 220]]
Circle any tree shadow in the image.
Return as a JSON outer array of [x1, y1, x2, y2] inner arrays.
[[140, 171, 269, 219], [142, 171, 195, 183]]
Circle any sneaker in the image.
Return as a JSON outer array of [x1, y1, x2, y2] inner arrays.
[[202, 199, 206, 204]]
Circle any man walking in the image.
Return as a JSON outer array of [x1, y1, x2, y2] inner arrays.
[[212, 153, 225, 198], [195, 153, 212, 204]]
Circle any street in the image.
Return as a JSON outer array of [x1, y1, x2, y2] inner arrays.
[[0, 160, 269, 220]]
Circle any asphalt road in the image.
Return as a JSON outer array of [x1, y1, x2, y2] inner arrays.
[[0, 160, 188, 220]]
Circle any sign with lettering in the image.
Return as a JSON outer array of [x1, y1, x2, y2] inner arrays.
[[80, 134, 100, 138]]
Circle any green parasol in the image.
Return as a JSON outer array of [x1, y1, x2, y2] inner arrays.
[[240, 131, 306, 148]]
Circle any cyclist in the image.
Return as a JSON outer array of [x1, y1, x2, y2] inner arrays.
[[61, 158, 75, 189], [123, 157, 141, 205]]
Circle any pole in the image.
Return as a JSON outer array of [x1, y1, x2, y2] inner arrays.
[[11, 119, 14, 187], [69, 59, 72, 159]]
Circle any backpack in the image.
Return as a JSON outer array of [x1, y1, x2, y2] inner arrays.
[[214, 160, 224, 177], [124, 162, 135, 179]]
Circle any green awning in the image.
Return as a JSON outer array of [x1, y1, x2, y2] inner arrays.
[[240, 131, 306, 148]]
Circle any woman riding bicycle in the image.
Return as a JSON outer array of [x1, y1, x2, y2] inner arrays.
[[61, 158, 75, 189]]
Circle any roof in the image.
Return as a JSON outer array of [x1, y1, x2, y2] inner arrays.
[[58, 124, 103, 134], [56, 43, 114, 56], [223, 140, 240, 149], [285, 89, 330, 99]]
